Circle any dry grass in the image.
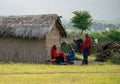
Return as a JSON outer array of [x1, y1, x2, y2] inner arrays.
[[0, 63, 120, 84]]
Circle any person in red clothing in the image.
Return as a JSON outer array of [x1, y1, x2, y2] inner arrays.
[[51, 45, 67, 64], [81, 33, 92, 65], [51, 45, 60, 59]]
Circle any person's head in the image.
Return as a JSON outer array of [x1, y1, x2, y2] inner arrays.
[[71, 48, 75, 53], [52, 45, 57, 50], [70, 46, 74, 52], [85, 33, 89, 38]]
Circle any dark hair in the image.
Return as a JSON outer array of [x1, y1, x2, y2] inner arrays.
[[85, 33, 89, 38], [52, 45, 57, 50]]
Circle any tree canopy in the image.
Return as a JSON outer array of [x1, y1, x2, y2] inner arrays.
[[71, 11, 93, 34]]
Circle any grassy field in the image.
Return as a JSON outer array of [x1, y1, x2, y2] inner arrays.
[[0, 63, 120, 84]]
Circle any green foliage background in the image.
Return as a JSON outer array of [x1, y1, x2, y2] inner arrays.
[[71, 11, 93, 33], [91, 30, 120, 44]]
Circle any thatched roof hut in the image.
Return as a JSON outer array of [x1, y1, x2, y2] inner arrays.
[[0, 14, 67, 63], [0, 14, 66, 39]]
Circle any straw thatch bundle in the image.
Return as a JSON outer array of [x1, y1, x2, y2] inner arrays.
[[0, 14, 66, 39]]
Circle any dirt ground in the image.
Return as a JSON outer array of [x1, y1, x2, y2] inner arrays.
[[74, 60, 104, 65]]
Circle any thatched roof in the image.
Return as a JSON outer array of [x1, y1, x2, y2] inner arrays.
[[0, 14, 67, 39]]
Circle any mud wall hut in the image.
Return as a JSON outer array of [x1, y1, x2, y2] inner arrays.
[[0, 14, 67, 63]]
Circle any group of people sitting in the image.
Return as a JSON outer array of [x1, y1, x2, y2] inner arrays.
[[51, 45, 76, 65]]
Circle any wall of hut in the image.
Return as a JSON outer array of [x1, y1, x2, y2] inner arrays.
[[0, 37, 47, 63], [46, 23, 61, 60]]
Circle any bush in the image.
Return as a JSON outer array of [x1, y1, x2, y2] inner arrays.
[[91, 30, 120, 44], [61, 41, 77, 53], [107, 30, 120, 43], [91, 32, 110, 43], [112, 52, 120, 64]]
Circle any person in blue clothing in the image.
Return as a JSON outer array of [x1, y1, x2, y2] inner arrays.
[[67, 47, 76, 64]]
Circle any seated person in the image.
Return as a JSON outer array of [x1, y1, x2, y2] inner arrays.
[[67, 47, 76, 64], [51, 45, 67, 64], [51, 45, 60, 59]]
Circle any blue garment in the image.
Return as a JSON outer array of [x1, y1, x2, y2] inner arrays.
[[67, 50, 76, 63], [83, 47, 90, 65], [83, 47, 90, 58]]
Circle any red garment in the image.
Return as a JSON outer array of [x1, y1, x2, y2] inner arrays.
[[51, 49, 60, 59], [51, 50, 67, 59], [51, 45, 68, 63], [51, 49, 68, 63], [81, 37, 92, 56], [60, 52, 67, 58]]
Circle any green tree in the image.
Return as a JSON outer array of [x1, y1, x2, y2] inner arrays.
[[71, 11, 93, 34]]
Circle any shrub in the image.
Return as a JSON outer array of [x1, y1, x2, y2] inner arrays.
[[61, 41, 77, 53], [91, 30, 120, 44], [112, 52, 120, 64], [107, 30, 120, 43], [91, 33, 110, 43]]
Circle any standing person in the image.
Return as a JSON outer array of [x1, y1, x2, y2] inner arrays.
[[81, 33, 92, 65]]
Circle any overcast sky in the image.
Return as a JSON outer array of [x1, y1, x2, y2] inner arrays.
[[0, 0, 120, 21]]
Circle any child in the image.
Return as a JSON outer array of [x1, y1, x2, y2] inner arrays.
[[67, 47, 76, 64]]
